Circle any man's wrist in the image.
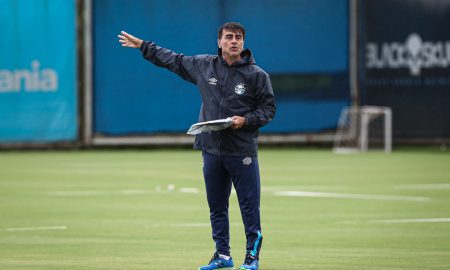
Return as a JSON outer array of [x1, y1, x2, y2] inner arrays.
[[139, 41, 147, 51], [244, 117, 249, 126]]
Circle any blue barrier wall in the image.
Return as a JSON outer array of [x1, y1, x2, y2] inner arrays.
[[93, 0, 349, 135], [0, 0, 77, 142]]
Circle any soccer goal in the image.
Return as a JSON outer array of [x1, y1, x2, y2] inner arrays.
[[333, 106, 392, 153]]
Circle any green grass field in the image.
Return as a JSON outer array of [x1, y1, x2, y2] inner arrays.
[[1, 148, 449, 269]]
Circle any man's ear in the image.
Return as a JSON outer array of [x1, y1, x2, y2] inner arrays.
[[217, 39, 221, 48]]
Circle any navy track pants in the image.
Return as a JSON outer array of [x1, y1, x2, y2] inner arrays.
[[202, 151, 263, 258]]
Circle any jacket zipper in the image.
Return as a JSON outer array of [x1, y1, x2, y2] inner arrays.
[[218, 65, 231, 155]]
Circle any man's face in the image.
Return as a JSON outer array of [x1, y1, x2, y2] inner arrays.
[[218, 29, 244, 59]]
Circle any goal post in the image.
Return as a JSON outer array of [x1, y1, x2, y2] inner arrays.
[[333, 106, 392, 153]]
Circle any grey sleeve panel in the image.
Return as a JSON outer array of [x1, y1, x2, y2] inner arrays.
[[140, 41, 205, 84]]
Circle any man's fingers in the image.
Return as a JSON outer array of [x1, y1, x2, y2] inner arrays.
[[121, 31, 135, 41], [119, 32, 133, 43], [118, 31, 142, 48], [118, 35, 129, 44], [121, 43, 134, 48], [118, 33, 133, 48]]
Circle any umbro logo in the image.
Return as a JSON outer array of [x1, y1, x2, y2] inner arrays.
[[208, 78, 218, 85]]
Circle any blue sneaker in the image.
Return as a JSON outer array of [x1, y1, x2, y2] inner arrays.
[[239, 254, 259, 270], [198, 252, 234, 270]]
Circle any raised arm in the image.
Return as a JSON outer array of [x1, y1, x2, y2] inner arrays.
[[117, 30, 205, 84]]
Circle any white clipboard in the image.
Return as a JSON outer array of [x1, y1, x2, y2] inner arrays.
[[187, 118, 233, 135]]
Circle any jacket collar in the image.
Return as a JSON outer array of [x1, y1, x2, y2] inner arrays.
[[218, 48, 255, 66]]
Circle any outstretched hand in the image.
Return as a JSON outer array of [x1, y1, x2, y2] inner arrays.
[[118, 31, 143, 48]]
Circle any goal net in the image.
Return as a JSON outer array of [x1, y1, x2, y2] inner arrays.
[[333, 106, 392, 153]]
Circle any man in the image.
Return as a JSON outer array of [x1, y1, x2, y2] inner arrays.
[[118, 22, 275, 270]]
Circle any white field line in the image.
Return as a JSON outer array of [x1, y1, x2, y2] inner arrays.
[[2, 226, 67, 232], [47, 187, 200, 197], [48, 189, 156, 196], [339, 218, 450, 224], [179, 187, 199, 194], [119, 189, 153, 195], [154, 222, 241, 228], [48, 191, 110, 196], [369, 218, 450, 224], [274, 191, 430, 202], [393, 183, 450, 190], [262, 185, 346, 192], [170, 223, 211, 228]]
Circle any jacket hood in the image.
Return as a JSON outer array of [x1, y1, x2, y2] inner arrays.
[[218, 48, 255, 66]]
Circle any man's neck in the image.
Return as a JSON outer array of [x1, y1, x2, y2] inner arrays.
[[222, 54, 241, 66]]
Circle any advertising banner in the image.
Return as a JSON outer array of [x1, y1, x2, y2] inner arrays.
[[360, 0, 450, 139], [0, 0, 77, 142]]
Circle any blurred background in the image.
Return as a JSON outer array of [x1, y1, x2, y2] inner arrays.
[[0, 0, 449, 148]]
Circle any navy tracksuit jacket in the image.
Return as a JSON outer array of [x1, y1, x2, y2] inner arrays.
[[140, 41, 276, 258]]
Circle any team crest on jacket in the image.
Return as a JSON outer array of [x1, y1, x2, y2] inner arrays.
[[242, 157, 252, 165], [234, 83, 246, 95]]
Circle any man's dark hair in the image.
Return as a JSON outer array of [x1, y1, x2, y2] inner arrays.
[[218, 22, 246, 39]]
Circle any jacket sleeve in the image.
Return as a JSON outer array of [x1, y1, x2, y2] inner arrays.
[[140, 41, 200, 84], [243, 73, 276, 129]]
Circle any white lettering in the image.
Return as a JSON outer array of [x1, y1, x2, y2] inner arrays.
[[366, 33, 450, 76], [31, 60, 41, 89], [387, 42, 405, 68], [0, 71, 17, 92], [366, 43, 382, 68], [39, 69, 58, 91], [0, 60, 58, 93], [447, 43, 450, 63], [14, 70, 32, 90]]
